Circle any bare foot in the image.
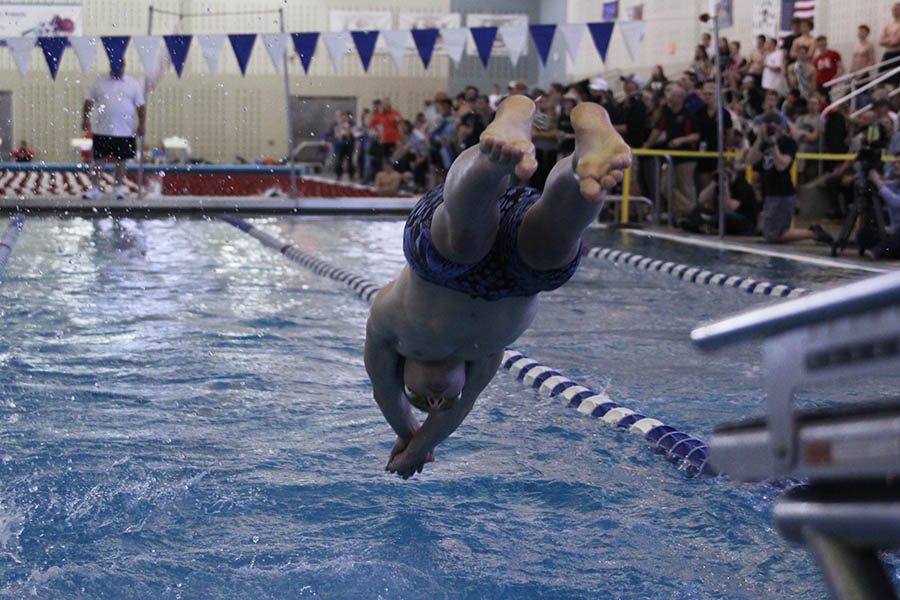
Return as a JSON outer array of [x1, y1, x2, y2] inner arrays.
[[571, 103, 633, 202], [479, 95, 539, 181]]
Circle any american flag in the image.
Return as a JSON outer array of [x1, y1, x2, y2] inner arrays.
[[780, 0, 816, 34]]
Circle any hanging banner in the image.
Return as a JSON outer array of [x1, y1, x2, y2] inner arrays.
[[558, 24, 585, 61], [411, 29, 439, 69], [7, 37, 34, 77], [587, 22, 615, 63], [68, 36, 97, 75], [439, 28, 468, 65], [382, 29, 409, 68], [470, 26, 497, 67], [228, 34, 256, 76], [133, 36, 162, 76], [164, 35, 191, 78], [261, 33, 287, 72], [291, 32, 319, 74], [618, 21, 645, 61], [710, 0, 734, 28], [0, 3, 81, 37], [101, 35, 129, 72], [529, 24, 556, 66], [322, 31, 351, 73], [37, 36, 66, 79], [350, 30, 379, 72], [197, 34, 225, 73], [498, 25, 528, 67]]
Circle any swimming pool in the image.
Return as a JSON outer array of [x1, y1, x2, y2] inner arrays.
[[0, 216, 896, 598]]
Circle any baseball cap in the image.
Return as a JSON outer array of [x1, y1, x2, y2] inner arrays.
[[620, 74, 643, 87], [588, 77, 610, 92]]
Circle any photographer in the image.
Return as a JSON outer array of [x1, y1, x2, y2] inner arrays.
[[747, 113, 835, 245], [864, 169, 900, 259]]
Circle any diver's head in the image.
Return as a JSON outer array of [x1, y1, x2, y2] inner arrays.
[[402, 357, 466, 413]]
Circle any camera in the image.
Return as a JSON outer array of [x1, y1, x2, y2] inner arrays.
[[765, 124, 777, 138], [857, 146, 884, 175]]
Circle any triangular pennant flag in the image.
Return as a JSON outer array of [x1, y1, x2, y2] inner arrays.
[[261, 33, 287, 71], [101, 35, 130, 73], [164, 35, 192, 77], [558, 24, 585, 61], [291, 32, 318, 74], [7, 38, 35, 77], [322, 31, 350, 73], [618, 21, 645, 62], [381, 30, 408, 68], [498, 25, 528, 68], [69, 36, 97, 75], [439, 28, 468, 65], [587, 22, 615, 63], [133, 35, 161, 75], [228, 34, 256, 76], [529, 24, 556, 66], [350, 31, 378, 72], [410, 29, 439, 69], [37, 37, 67, 79], [197, 34, 225, 73], [469, 26, 497, 67]]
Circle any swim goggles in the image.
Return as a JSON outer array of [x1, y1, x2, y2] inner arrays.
[[403, 385, 462, 412]]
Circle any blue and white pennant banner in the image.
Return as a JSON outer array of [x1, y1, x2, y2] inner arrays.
[[1, 20, 646, 79]]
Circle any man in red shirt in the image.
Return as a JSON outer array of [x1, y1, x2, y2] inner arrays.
[[813, 35, 844, 95], [369, 98, 404, 175]]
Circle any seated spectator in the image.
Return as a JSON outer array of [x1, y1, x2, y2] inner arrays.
[[648, 65, 669, 94], [374, 160, 402, 196], [557, 91, 578, 157], [11, 139, 34, 162], [691, 45, 713, 84], [683, 166, 759, 235]]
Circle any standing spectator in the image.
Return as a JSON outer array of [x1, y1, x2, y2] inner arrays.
[[587, 78, 622, 124], [813, 36, 844, 94], [678, 72, 706, 115], [740, 75, 764, 118], [790, 18, 816, 62], [648, 65, 669, 94], [852, 25, 877, 78], [428, 98, 456, 183], [782, 18, 803, 64], [332, 111, 355, 181], [473, 94, 495, 127], [370, 99, 404, 176], [747, 35, 767, 88], [696, 81, 733, 188], [747, 114, 834, 245], [700, 32, 715, 60], [354, 108, 372, 182], [762, 38, 787, 96], [530, 94, 559, 190], [81, 57, 145, 200], [11, 139, 34, 162], [644, 83, 701, 227], [556, 91, 578, 157], [691, 45, 713, 84], [879, 3, 900, 86], [788, 45, 816, 99], [727, 40, 747, 90], [617, 75, 649, 150], [792, 96, 822, 183]]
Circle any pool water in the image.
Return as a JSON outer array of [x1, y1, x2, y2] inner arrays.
[[0, 216, 895, 599]]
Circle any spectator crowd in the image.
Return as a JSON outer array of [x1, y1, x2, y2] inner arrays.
[[321, 4, 900, 256]]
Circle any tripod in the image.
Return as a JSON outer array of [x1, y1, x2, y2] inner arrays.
[[831, 167, 888, 257]]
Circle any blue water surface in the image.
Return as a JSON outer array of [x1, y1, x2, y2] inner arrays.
[[0, 216, 895, 599]]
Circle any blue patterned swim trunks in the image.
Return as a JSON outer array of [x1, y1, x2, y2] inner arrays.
[[402, 184, 581, 301]]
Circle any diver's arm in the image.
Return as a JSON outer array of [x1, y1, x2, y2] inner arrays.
[[365, 308, 420, 441]]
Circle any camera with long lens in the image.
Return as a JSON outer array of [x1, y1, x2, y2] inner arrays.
[[831, 137, 889, 257], [857, 145, 884, 177]]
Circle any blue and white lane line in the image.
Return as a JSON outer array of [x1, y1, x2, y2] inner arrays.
[[0, 214, 24, 283], [582, 245, 810, 298], [221, 214, 715, 478]]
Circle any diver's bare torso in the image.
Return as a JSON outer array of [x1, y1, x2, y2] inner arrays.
[[373, 266, 539, 362]]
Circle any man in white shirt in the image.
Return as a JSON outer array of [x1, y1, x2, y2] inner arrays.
[[81, 57, 145, 200]]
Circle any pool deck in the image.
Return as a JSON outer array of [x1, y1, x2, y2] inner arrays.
[[0, 195, 418, 217]]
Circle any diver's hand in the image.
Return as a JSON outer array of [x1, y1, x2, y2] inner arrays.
[[386, 445, 435, 480]]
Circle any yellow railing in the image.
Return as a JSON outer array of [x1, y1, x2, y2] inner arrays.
[[617, 148, 895, 225]]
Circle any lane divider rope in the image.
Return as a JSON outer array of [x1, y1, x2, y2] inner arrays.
[[221, 214, 716, 477], [583, 245, 810, 298], [0, 214, 25, 283]]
